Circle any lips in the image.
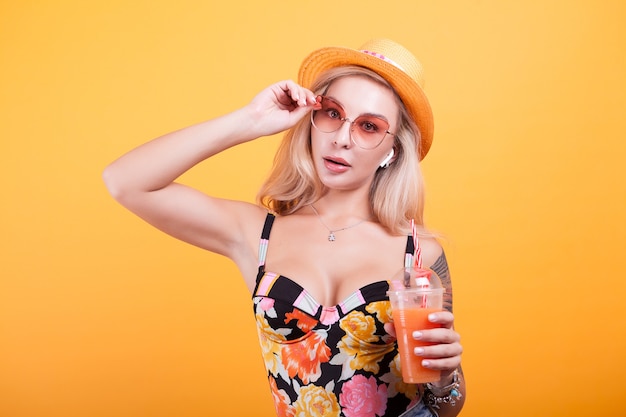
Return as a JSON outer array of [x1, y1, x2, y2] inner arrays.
[[324, 156, 350, 167], [323, 156, 351, 173]]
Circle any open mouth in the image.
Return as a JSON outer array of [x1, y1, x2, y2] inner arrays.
[[324, 157, 350, 167]]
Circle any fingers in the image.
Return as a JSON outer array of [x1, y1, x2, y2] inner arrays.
[[384, 310, 462, 373], [420, 355, 462, 372], [246, 80, 317, 136], [276, 80, 316, 108], [414, 335, 462, 358], [413, 327, 463, 372], [383, 322, 397, 338], [426, 311, 454, 328], [412, 311, 462, 372]]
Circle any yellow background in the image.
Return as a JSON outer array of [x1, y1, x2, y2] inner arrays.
[[2, 1, 625, 416]]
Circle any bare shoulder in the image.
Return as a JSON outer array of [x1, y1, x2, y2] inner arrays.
[[418, 236, 444, 269], [419, 235, 454, 312]]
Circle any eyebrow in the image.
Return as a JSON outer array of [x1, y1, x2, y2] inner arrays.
[[324, 96, 391, 123]]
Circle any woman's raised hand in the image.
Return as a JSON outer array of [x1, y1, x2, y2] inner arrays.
[[245, 80, 317, 138]]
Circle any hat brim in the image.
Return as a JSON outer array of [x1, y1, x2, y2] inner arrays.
[[298, 46, 433, 160]]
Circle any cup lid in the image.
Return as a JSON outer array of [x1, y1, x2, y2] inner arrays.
[[389, 266, 443, 290]]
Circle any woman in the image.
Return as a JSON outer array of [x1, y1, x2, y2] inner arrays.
[[103, 39, 465, 417]]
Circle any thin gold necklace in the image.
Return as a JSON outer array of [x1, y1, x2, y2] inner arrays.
[[309, 204, 367, 242]]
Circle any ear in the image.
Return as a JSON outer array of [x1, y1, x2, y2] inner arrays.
[[379, 148, 395, 168]]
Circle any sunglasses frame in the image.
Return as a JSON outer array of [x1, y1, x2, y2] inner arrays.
[[310, 95, 395, 150]]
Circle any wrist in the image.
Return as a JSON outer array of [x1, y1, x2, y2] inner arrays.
[[425, 368, 462, 409], [430, 370, 455, 389]]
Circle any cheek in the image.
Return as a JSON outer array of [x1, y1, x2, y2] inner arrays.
[[366, 149, 390, 167], [356, 152, 388, 175], [309, 131, 326, 156]]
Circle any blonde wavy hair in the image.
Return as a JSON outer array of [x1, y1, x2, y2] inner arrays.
[[257, 66, 428, 236]]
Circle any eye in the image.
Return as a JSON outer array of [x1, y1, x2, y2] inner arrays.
[[358, 118, 382, 134], [326, 108, 341, 120], [320, 98, 345, 120]]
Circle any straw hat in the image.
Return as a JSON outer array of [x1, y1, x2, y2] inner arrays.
[[298, 39, 433, 160]]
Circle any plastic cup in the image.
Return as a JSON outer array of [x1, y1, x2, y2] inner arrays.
[[387, 269, 444, 384]]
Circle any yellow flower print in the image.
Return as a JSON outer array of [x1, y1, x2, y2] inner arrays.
[[366, 301, 393, 324], [256, 312, 286, 377], [337, 311, 394, 374], [382, 354, 418, 399], [339, 311, 379, 344], [293, 385, 340, 417]]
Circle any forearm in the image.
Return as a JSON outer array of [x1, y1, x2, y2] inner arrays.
[[103, 80, 316, 201], [103, 107, 256, 199]]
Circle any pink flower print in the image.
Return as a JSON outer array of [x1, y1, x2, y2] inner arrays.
[[259, 297, 275, 312], [339, 374, 387, 417]]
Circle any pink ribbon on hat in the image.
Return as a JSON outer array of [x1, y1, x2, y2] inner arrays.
[[360, 50, 406, 72]]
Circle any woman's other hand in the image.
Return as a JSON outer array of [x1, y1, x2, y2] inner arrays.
[[384, 311, 463, 382]]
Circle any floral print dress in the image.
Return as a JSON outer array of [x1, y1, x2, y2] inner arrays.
[[252, 213, 436, 417]]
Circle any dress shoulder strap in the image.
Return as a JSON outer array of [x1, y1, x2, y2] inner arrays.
[[404, 222, 422, 268], [258, 212, 276, 268]]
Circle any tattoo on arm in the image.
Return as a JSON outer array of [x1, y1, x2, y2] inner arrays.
[[430, 251, 453, 313]]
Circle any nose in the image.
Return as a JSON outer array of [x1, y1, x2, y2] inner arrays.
[[332, 119, 353, 147]]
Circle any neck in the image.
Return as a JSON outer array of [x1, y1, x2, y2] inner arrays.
[[309, 202, 369, 242], [311, 191, 372, 220]]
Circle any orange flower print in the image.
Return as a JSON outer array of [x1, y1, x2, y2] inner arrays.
[[269, 376, 295, 417], [339, 374, 388, 417], [293, 384, 340, 417], [282, 329, 330, 384], [285, 308, 318, 333]]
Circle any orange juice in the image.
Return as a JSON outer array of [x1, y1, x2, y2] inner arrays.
[[393, 306, 442, 383]]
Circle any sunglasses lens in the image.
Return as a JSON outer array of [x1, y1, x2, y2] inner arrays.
[[351, 116, 390, 149], [311, 96, 390, 149], [311, 98, 343, 132]]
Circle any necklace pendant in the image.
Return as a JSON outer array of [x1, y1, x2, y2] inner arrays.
[[328, 232, 336, 242]]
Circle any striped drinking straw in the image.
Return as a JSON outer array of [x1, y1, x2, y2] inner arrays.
[[411, 219, 423, 270], [411, 219, 430, 307]]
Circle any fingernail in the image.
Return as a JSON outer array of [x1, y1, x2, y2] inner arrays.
[[413, 331, 423, 339], [428, 313, 438, 322], [422, 360, 431, 368], [414, 347, 424, 355]]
